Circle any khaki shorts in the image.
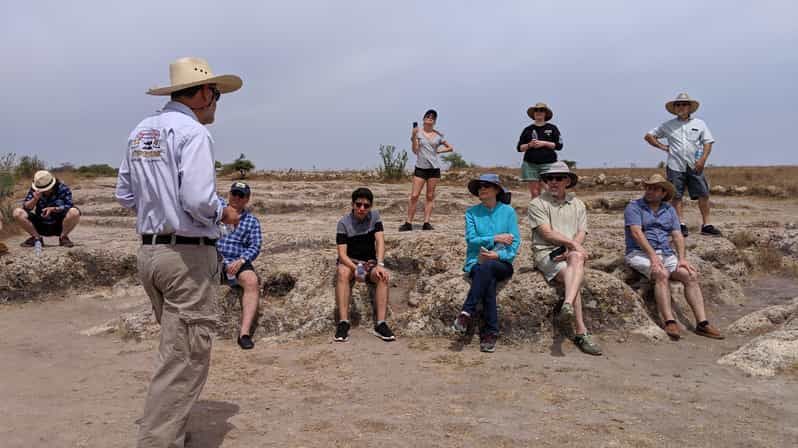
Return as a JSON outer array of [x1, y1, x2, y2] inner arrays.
[[521, 161, 554, 182], [625, 250, 678, 279], [535, 255, 566, 282]]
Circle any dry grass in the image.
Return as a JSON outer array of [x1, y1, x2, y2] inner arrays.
[[729, 230, 757, 249]]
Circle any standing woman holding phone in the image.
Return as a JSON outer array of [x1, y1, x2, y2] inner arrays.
[[399, 109, 454, 231], [517, 102, 563, 199]]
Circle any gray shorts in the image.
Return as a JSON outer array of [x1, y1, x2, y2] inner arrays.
[[666, 167, 709, 200]]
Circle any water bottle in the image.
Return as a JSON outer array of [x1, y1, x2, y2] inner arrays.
[[694, 148, 703, 161], [531, 129, 538, 141], [34, 239, 42, 257], [356, 262, 366, 280]]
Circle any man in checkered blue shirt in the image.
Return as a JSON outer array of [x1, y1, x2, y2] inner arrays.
[[217, 181, 263, 349]]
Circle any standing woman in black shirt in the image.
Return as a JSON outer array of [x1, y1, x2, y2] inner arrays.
[[516, 102, 563, 198]]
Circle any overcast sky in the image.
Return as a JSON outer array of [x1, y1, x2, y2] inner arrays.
[[2, 1, 796, 171]]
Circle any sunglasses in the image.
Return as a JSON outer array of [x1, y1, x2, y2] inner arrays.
[[209, 86, 221, 102], [532, 108, 547, 113], [543, 175, 568, 182], [353, 201, 371, 209], [231, 190, 247, 198], [674, 102, 691, 107]]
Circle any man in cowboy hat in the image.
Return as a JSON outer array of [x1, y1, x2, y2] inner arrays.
[[116, 56, 243, 448], [516, 102, 564, 199], [528, 161, 601, 355], [13, 170, 81, 248], [644, 93, 721, 237], [624, 174, 724, 340]]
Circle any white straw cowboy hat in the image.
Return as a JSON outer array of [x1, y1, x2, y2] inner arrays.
[[526, 102, 553, 121], [643, 174, 676, 202], [32, 170, 56, 192], [665, 92, 700, 115], [540, 161, 578, 188], [147, 57, 243, 96]]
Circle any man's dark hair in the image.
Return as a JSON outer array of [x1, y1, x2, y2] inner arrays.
[[423, 109, 438, 120], [170, 84, 204, 101], [351, 187, 374, 204]]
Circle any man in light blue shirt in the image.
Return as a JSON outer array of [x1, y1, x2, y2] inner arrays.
[[116, 57, 243, 448]]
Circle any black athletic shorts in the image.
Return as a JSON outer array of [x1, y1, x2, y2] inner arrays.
[[413, 167, 441, 180], [27, 210, 72, 237], [221, 260, 255, 285]]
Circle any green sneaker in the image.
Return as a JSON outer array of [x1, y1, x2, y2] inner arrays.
[[574, 333, 602, 356], [558, 303, 575, 327]]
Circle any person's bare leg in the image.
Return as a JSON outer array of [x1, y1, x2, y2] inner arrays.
[[572, 291, 588, 334], [697, 196, 711, 226], [671, 198, 684, 222], [422, 177, 439, 224], [670, 267, 707, 323], [562, 252, 586, 305], [335, 265, 353, 321], [370, 270, 390, 322], [527, 180, 542, 199], [12, 208, 39, 238], [61, 208, 81, 237], [405, 177, 426, 224], [237, 271, 259, 336], [651, 267, 675, 322]]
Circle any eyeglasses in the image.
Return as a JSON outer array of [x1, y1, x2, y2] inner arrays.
[[543, 175, 568, 182], [354, 202, 371, 209]]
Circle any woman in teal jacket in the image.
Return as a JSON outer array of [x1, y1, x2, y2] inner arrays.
[[451, 174, 520, 353]]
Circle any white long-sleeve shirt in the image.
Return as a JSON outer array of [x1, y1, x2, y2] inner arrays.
[[116, 101, 223, 238]]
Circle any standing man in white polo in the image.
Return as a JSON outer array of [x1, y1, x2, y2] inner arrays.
[[644, 93, 721, 237], [116, 57, 242, 448]]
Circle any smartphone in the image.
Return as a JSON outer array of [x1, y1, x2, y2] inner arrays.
[[549, 246, 567, 260], [412, 122, 418, 128]]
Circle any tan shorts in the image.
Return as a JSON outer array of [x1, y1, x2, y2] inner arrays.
[[535, 255, 566, 283]]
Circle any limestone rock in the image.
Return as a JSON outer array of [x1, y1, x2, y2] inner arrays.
[[727, 298, 798, 335], [717, 329, 798, 377]]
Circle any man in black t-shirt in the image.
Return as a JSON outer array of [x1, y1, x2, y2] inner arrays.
[[334, 187, 395, 343], [516, 102, 564, 199]]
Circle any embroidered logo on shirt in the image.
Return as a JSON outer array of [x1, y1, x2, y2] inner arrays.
[[130, 129, 164, 160]]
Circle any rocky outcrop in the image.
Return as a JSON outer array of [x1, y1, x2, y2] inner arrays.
[[727, 298, 798, 335]]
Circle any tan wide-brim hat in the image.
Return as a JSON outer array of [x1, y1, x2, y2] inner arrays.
[[32, 170, 56, 192], [643, 174, 675, 201], [665, 92, 700, 115], [526, 102, 553, 121], [147, 57, 243, 96], [540, 161, 578, 188]]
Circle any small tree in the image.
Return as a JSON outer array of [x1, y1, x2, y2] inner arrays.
[[441, 152, 471, 169], [15, 155, 46, 179], [377, 144, 408, 180], [231, 153, 255, 179]]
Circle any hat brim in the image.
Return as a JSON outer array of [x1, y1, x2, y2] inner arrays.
[[665, 100, 699, 115], [644, 180, 675, 202], [32, 178, 56, 192], [147, 74, 243, 96], [527, 107, 553, 121], [468, 179, 506, 197]]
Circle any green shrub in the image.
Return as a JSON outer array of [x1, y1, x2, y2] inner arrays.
[[76, 164, 118, 177], [231, 154, 255, 179], [441, 153, 471, 169], [377, 144, 408, 180], [15, 155, 46, 179]]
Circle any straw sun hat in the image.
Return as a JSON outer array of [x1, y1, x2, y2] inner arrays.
[[32, 170, 56, 192], [665, 92, 700, 115], [147, 57, 243, 96], [526, 102, 553, 121], [643, 174, 676, 202]]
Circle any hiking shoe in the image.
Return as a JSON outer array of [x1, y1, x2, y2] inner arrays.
[[695, 322, 724, 340], [480, 333, 497, 353], [680, 223, 689, 238], [664, 321, 681, 340], [21, 236, 42, 247], [398, 222, 413, 232], [700, 224, 722, 237], [451, 312, 470, 334], [558, 303, 575, 328], [334, 321, 350, 342], [574, 333, 602, 356], [422, 222, 434, 231], [237, 334, 254, 350], [59, 235, 74, 247], [373, 322, 396, 341]]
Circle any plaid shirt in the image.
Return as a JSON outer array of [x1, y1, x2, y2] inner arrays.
[[23, 182, 74, 216], [216, 208, 262, 265]]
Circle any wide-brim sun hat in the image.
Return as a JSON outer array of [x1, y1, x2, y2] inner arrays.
[[32, 170, 56, 192], [147, 57, 243, 96], [468, 173, 511, 204], [643, 174, 676, 202], [540, 161, 578, 188], [526, 102, 553, 121], [665, 92, 700, 115]]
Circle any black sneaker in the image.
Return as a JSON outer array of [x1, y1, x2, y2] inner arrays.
[[334, 321, 350, 342], [680, 223, 689, 238], [21, 236, 41, 247], [422, 222, 434, 231], [398, 222, 413, 232], [237, 334, 254, 350], [480, 333, 497, 353], [373, 322, 396, 341], [700, 224, 722, 237]]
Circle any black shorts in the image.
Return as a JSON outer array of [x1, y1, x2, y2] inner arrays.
[[336, 258, 377, 285], [27, 211, 65, 236], [413, 167, 441, 180], [221, 260, 255, 285]]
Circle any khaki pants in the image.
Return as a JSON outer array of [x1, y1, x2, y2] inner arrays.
[[136, 244, 220, 448]]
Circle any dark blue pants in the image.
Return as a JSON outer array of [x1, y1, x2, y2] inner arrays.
[[462, 260, 514, 335]]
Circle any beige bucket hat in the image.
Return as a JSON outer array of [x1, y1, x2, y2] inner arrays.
[[526, 102, 553, 121], [665, 92, 700, 115], [147, 57, 243, 96], [32, 170, 56, 192], [643, 174, 675, 202], [540, 161, 578, 188]]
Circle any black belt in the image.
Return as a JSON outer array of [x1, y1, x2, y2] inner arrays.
[[141, 234, 217, 246]]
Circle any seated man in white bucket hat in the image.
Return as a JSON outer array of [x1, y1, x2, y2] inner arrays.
[[624, 174, 723, 340], [116, 56, 243, 448], [528, 161, 601, 356], [13, 170, 81, 248]]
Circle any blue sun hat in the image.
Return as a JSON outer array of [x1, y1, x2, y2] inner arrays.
[[467, 173, 511, 204]]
